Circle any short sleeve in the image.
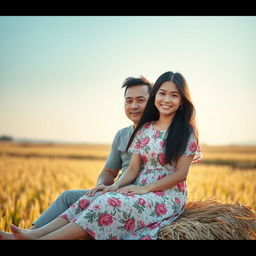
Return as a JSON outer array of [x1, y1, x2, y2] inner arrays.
[[128, 129, 142, 155], [105, 130, 122, 171], [183, 132, 203, 163]]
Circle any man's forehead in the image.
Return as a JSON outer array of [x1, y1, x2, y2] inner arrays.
[[125, 85, 149, 98]]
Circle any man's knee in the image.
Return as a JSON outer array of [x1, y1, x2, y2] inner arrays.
[[58, 190, 76, 207], [59, 190, 86, 208]]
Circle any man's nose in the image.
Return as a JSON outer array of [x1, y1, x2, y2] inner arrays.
[[131, 102, 139, 108]]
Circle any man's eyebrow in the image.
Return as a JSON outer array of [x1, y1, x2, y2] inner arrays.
[[125, 96, 147, 99]]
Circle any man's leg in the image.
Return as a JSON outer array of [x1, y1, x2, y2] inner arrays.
[[31, 190, 87, 229]]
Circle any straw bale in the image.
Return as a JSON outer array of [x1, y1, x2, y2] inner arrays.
[[158, 199, 256, 240]]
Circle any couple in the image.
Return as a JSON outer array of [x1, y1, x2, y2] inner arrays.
[[0, 71, 202, 240]]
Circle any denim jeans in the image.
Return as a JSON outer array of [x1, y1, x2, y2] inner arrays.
[[32, 189, 88, 228]]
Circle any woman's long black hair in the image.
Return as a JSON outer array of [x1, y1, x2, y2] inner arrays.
[[126, 71, 198, 163]]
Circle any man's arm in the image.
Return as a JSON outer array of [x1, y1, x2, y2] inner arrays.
[[96, 167, 119, 186], [86, 129, 123, 196], [101, 153, 142, 193]]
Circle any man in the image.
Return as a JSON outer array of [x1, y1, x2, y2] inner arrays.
[[31, 76, 152, 229]]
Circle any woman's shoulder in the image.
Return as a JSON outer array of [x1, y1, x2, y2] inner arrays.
[[136, 122, 153, 136], [142, 121, 153, 129]]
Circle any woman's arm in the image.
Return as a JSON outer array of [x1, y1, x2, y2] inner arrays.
[[118, 155, 194, 195], [101, 153, 142, 193], [145, 155, 194, 192]]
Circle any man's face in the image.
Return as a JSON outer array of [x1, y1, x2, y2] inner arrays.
[[124, 85, 150, 126]]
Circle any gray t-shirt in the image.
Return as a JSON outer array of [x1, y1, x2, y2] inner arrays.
[[105, 125, 143, 178]]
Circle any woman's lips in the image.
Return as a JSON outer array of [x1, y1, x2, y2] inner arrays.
[[161, 104, 172, 109]]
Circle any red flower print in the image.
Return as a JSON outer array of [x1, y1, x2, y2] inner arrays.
[[139, 220, 145, 228], [189, 141, 197, 152], [154, 131, 161, 139], [158, 153, 167, 166], [60, 214, 69, 221], [93, 204, 101, 210], [107, 197, 122, 207], [79, 199, 90, 209], [141, 155, 148, 163], [177, 182, 186, 193], [86, 229, 96, 239], [160, 141, 166, 148], [125, 218, 135, 232], [157, 174, 166, 180], [98, 213, 113, 226], [145, 122, 151, 129], [135, 140, 141, 149], [153, 191, 165, 196], [175, 197, 181, 204], [141, 136, 150, 147], [138, 198, 146, 206], [140, 178, 148, 185], [155, 203, 167, 216], [141, 235, 153, 240], [146, 169, 152, 173]]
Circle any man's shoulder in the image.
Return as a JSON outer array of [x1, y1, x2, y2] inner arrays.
[[113, 125, 134, 143], [117, 125, 134, 135], [113, 125, 134, 146]]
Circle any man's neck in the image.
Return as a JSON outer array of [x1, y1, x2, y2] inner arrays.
[[133, 122, 138, 129]]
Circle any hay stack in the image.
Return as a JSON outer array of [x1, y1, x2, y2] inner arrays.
[[158, 199, 256, 240]]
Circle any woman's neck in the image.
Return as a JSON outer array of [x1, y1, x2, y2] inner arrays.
[[154, 114, 175, 130]]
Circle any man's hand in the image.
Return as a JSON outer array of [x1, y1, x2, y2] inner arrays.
[[100, 183, 120, 194], [117, 185, 149, 195], [86, 184, 108, 197]]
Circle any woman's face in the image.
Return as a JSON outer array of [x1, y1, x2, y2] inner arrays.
[[154, 81, 183, 117]]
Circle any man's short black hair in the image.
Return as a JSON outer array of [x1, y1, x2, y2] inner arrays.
[[122, 76, 152, 96]]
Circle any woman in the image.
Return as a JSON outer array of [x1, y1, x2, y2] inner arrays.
[[0, 71, 202, 240]]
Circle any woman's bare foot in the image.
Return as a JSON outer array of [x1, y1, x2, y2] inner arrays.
[[0, 230, 15, 240], [10, 224, 40, 240]]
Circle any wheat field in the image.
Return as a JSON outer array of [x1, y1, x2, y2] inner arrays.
[[0, 142, 256, 232]]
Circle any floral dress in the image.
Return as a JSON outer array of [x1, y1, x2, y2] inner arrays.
[[60, 121, 202, 240]]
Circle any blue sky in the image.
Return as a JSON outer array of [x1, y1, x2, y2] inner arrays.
[[0, 16, 256, 145]]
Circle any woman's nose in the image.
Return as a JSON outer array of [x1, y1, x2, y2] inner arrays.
[[163, 95, 172, 103]]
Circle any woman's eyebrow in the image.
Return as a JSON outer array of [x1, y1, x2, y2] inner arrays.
[[159, 88, 179, 93]]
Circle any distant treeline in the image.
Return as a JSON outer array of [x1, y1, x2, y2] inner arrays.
[[0, 135, 13, 141]]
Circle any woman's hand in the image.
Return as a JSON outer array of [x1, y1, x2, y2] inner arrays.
[[117, 185, 149, 195]]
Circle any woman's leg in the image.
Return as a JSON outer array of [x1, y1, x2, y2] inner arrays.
[[10, 217, 69, 240], [38, 222, 90, 240]]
